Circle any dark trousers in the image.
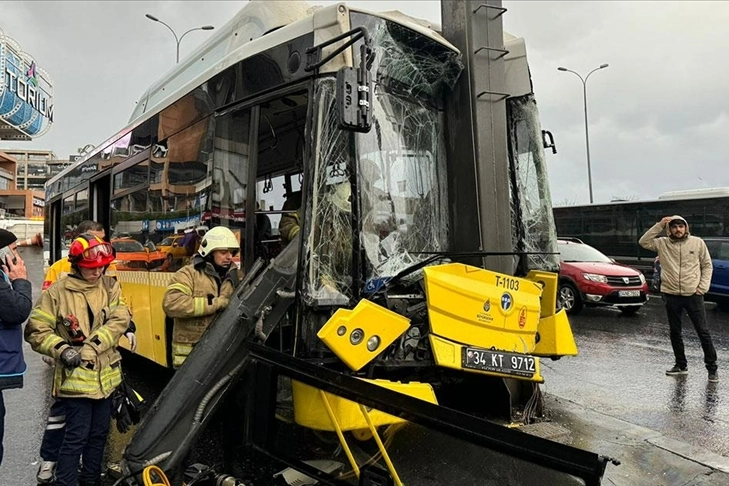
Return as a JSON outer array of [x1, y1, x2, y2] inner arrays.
[[664, 294, 718, 373], [40, 398, 66, 461], [54, 397, 111, 486], [0, 390, 5, 467]]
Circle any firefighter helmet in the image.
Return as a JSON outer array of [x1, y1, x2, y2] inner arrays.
[[198, 226, 240, 257], [68, 233, 115, 269]]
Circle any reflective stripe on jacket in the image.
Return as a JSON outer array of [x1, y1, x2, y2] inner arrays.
[[24, 274, 130, 399], [162, 255, 240, 368]]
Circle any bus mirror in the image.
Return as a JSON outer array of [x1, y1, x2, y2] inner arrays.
[[542, 130, 557, 154], [336, 66, 372, 133]]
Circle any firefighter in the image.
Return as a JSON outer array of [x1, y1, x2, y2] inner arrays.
[[36, 220, 137, 485], [163, 226, 243, 368], [25, 234, 130, 486]]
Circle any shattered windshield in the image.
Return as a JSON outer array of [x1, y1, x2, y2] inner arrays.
[[507, 95, 560, 273], [303, 15, 461, 305], [354, 14, 461, 284]]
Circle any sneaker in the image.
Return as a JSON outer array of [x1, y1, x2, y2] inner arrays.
[[36, 460, 56, 484], [666, 366, 688, 376], [709, 372, 719, 383]]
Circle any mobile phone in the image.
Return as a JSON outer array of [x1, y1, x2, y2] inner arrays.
[[0, 246, 17, 267]]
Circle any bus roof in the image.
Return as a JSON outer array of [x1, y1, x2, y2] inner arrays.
[[554, 187, 729, 210], [46, 0, 459, 191], [657, 187, 729, 200]]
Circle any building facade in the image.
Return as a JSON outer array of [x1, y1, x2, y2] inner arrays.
[[0, 150, 45, 218]]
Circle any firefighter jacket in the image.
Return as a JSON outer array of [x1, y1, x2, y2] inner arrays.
[[162, 255, 242, 368], [0, 272, 32, 391], [43, 257, 118, 290], [279, 191, 302, 246], [638, 217, 713, 296], [25, 275, 130, 399]]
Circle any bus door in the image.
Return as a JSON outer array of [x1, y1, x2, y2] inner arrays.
[[47, 197, 63, 265], [90, 170, 112, 238], [110, 150, 158, 361]]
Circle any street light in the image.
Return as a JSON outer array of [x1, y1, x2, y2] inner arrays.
[[145, 14, 214, 64], [557, 63, 609, 204]]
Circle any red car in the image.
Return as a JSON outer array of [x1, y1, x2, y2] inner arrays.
[[557, 238, 649, 315]]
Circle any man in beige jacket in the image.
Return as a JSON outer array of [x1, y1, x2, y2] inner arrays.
[[639, 215, 718, 382]]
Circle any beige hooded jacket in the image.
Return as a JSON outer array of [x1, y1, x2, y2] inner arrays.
[[638, 215, 713, 296]]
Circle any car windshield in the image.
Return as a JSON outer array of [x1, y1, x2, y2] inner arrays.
[[159, 237, 174, 246], [558, 243, 612, 263], [113, 240, 145, 253]]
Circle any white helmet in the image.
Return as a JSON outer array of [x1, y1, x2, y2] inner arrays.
[[198, 226, 239, 257]]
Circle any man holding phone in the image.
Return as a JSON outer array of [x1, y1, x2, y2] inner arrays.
[[0, 228, 32, 467]]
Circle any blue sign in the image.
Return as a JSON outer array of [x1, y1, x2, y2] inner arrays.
[[154, 214, 202, 232], [0, 33, 54, 141]]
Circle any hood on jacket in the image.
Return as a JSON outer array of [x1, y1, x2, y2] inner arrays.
[[667, 214, 690, 239]]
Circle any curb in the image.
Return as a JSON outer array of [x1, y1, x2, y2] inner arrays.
[[546, 395, 729, 475]]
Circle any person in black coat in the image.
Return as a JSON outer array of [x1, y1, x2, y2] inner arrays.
[[0, 228, 32, 466]]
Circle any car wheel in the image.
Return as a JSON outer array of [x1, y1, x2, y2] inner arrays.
[[558, 283, 583, 314], [620, 305, 641, 316]]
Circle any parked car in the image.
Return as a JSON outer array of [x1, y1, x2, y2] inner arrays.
[[111, 238, 168, 271], [700, 237, 729, 310], [557, 238, 649, 315]]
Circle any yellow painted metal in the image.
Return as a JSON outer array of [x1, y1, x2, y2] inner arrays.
[[318, 299, 410, 371], [291, 379, 438, 431], [423, 263, 543, 353], [533, 309, 578, 357], [428, 334, 545, 383], [319, 390, 360, 478], [358, 404, 403, 486], [524, 270, 559, 318]]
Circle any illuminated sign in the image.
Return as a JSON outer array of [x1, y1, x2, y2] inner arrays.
[[0, 29, 54, 141]]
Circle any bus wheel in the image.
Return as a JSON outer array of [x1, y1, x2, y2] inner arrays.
[[558, 283, 583, 314]]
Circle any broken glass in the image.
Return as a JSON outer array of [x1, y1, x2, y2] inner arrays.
[[507, 95, 560, 273], [355, 15, 462, 285]]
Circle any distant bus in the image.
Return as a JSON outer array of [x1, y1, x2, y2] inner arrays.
[[553, 188, 729, 271]]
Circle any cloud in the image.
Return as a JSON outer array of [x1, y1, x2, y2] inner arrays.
[[2, 0, 728, 206]]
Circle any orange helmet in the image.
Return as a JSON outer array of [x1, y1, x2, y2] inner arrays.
[[69, 233, 115, 269]]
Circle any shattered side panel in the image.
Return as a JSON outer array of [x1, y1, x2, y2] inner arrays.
[[507, 95, 560, 273], [303, 78, 354, 306]]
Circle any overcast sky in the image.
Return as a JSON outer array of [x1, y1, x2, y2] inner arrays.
[[2, 1, 727, 206]]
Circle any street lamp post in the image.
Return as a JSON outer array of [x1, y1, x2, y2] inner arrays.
[[557, 63, 609, 204], [145, 14, 214, 64]]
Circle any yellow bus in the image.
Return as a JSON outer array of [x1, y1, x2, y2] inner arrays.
[[45, 0, 570, 387]]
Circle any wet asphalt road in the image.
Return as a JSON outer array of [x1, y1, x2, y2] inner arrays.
[[541, 295, 729, 458], [3, 247, 729, 484]]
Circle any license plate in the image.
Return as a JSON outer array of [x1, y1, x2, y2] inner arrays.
[[618, 290, 640, 297], [462, 347, 536, 378]]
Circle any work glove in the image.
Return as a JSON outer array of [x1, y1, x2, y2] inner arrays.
[[111, 382, 143, 434], [213, 295, 230, 311], [60, 347, 81, 368], [125, 331, 138, 353], [41, 355, 55, 367]]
